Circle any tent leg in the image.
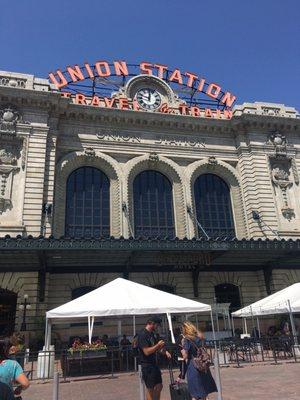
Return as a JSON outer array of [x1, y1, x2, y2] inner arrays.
[[118, 320, 122, 336], [257, 317, 261, 339], [45, 319, 51, 350], [257, 318, 261, 338], [231, 314, 235, 337], [210, 310, 223, 400], [133, 316, 137, 371], [243, 318, 248, 335], [216, 310, 220, 333], [195, 314, 199, 330], [288, 300, 298, 346], [250, 306, 255, 338], [88, 316, 94, 344], [222, 312, 226, 331], [166, 313, 175, 344], [88, 316, 91, 344]]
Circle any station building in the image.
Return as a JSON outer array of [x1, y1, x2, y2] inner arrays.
[[0, 61, 299, 342]]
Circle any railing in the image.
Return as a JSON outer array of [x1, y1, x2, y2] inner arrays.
[[12, 335, 300, 381]]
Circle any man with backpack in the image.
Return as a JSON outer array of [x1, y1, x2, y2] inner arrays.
[[137, 316, 171, 400]]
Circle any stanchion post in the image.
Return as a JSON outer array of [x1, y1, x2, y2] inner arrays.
[[52, 371, 59, 400], [210, 310, 223, 400], [138, 364, 145, 400]]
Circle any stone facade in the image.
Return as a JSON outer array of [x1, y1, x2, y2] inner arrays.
[[0, 70, 300, 339]]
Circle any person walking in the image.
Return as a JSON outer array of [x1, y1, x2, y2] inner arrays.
[[181, 321, 217, 400], [0, 339, 30, 398], [138, 316, 171, 400]]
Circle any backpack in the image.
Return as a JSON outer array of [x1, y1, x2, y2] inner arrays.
[[132, 334, 139, 357], [189, 339, 211, 373]]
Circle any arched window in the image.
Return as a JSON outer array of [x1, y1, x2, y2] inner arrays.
[[0, 289, 17, 336], [214, 283, 241, 313], [194, 174, 235, 239], [153, 284, 175, 294], [133, 170, 175, 238], [65, 167, 110, 238], [71, 286, 96, 300]]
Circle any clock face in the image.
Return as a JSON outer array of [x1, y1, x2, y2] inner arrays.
[[136, 88, 161, 110]]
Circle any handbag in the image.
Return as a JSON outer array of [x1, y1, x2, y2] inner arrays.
[[188, 339, 211, 373]]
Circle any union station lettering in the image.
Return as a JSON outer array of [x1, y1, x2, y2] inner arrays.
[[49, 59, 236, 120], [96, 132, 206, 148], [49, 60, 236, 107]]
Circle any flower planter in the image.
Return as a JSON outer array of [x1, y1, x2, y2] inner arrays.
[[68, 350, 107, 359]]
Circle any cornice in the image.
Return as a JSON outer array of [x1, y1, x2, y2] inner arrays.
[[0, 236, 300, 251], [1, 84, 299, 134], [231, 113, 300, 132]]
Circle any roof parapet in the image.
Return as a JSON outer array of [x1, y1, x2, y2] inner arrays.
[[0, 70, 56, 92], [233, 102, 299, 119]]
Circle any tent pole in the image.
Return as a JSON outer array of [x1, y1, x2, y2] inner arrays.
[[231, 314, 235, 337], [227, 311, 231, 332], [45, 319, 51, 350], [243, 318, 248, 335], [118, 320, 122, 337], [288, 300, 298, 346], [133, 316, 137, 372], [195, 314, 199, 330], [256, 317, 261, 338], [216, 309, 220, 333], [133, 315, 136, 336], [210, 310, 223, 400], [88, 316, 91, 344], [166, 313, 175, 344], [250, 306, 255, 338], [91, 316, 95, 341]]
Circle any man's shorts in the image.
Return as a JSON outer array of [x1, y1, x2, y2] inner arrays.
[[141, 364, 162, 389]]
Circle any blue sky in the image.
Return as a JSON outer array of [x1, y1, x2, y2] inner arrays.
[[1, 0, 299, 109]]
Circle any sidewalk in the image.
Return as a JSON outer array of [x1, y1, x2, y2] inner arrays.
[[23, 362, 300, 400]]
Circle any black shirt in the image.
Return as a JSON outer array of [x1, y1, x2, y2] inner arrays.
[[137, 328, 157, 365]]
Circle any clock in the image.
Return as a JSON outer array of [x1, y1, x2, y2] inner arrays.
[[136, 88, 161, 110]]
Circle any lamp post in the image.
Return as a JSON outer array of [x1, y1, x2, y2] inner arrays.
[[19, 294, 31, 331]]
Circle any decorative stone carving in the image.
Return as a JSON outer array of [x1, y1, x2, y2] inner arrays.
[[0, 106, 25, 214], [208, 156, 217, 166], [0, 164, 19, 214], [0, 147, 17, 165], [267, 131, 287, 158], [291, 158, 299, 185], [0, 106, 21, 136], [84, 147, 96, 157], [281, 206, 295, 221], [149, 152, 159, 162], [270, 157, 295, 220], [0, 76, 26, 89]]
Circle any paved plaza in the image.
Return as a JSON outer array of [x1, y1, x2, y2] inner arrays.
[[23, 362, 300, 400]]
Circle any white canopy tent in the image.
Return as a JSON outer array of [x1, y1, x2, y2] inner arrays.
[[45, 278, 223, 399], [232, 282, 300, 317], [232, 282, 300, 340], [45, 278, 212, 346]]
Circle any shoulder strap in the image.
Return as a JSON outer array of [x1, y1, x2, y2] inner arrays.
[[186, 338, 200, 351]]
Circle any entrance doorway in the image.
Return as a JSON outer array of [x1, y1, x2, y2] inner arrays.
[[0, 289, 17, 336]]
